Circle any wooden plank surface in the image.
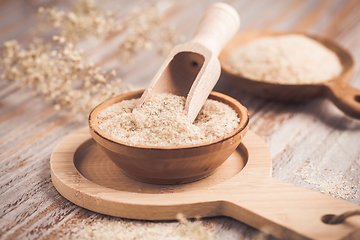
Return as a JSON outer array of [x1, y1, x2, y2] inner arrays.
[[1, 0, 360, 239]]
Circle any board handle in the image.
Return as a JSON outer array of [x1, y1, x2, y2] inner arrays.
[[222, 178, 360, 240], [190, 3, 240, 57], [325, 81, 360, 119]]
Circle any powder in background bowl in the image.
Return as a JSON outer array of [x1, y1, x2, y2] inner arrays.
[[227, 34, 343, 84], [97, 93, 240, 147]]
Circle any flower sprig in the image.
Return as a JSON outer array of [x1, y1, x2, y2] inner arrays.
[[0, 0, 178, 117], [1, 38, 131, 114]]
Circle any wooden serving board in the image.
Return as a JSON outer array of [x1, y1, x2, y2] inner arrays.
[[50, 127, 360, 240]]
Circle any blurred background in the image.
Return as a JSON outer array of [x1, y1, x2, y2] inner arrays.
[[1, 0, 359, 239]]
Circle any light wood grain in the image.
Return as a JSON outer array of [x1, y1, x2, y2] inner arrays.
[[1, 0, 360, 239]]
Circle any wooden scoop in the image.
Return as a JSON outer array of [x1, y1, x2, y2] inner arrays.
[[137, 3, 240, 122], [219, 31, 360, 119]]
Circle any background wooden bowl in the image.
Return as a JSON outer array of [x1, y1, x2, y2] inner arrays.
[[219, 31, 360, 119], [89, 90, 249, 184]]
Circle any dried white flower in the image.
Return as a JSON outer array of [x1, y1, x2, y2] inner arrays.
[[1, 0, 178, 118], [0, 38, 131, 116]]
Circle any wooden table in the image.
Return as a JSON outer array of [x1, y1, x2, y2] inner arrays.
[[1, 0, 359, 239]]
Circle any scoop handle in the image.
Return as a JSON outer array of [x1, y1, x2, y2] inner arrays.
[[325, 81, 360, 119], [190, 2, 240, 57]]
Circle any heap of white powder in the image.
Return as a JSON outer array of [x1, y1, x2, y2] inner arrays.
[[227, 34, 343, 84], [97, 93, 240, 147]]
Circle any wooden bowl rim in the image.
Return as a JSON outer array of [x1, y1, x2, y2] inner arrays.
[[219, 30, 355, 87], [89, 90, 249, 150]]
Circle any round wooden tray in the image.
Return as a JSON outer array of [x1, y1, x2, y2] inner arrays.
[[69, 129, 247, 194], [51, 127, 251, 197], [50, 127, 360, 240]]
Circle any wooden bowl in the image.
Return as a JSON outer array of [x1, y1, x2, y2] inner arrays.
[[219, 31, 360, 119], [89, 90, 249, 184]]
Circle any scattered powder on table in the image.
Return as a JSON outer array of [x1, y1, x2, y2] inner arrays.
[[227, 34, 343, 84], [296, 162, 358, 200], [97, 93, 240, 147], [58, 214, 216, 240]]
